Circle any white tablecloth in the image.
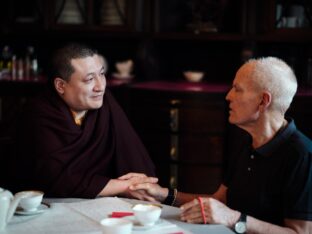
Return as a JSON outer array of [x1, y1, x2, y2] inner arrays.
[[3, 197, 234, 234]]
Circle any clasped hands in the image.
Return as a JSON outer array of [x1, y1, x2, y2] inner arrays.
[[123, 178, 240, 227], [117, 173, 160, 201]]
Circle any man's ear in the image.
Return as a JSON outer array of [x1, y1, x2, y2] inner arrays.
[[259, 91, 271, 111], [54, 77, 66, 95]]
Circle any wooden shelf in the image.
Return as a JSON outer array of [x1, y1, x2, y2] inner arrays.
[[253, 28, 312, 43], [153, 32, 246, 42]]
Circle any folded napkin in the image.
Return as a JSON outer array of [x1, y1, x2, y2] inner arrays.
[[111, 212, 134, 218]]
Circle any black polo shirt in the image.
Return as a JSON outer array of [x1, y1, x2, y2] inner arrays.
[[224, 119, 312, 225]]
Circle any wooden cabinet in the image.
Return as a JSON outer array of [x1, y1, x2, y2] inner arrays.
[[244, 1, 312, 87], [126, 81, 228, 194], [152, 0, 246, 34], [0, 81, 44, 138], [287, 91, 312, 139], [3, 0, 145, 33], [1, 1, 311, 87], [254, 1, 312, 34]]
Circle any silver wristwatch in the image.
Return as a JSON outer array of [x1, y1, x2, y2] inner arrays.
[[234, 213, 247, 234]]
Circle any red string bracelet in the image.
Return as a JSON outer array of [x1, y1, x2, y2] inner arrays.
[[197, 197, 207, 224]]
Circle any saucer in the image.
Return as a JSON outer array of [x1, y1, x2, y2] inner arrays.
[[123, 216, 163, 230], [133, 219, 163, 231], [15, 204, 49, 215]]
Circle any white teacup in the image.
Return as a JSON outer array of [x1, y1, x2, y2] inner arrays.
[[100, 218, 132, 234], [16, 190, 44, 212], [132, 204, 162, 226]]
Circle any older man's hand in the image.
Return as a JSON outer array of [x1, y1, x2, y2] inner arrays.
[[180, 197, 240, 227]]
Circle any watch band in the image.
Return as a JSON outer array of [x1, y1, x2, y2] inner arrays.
[[163, 188, 177, 206], [239, 213, 247, 223], [234, 213, 247, 234]]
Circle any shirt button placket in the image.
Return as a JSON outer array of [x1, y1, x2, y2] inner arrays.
[[247, 154, 254, 172]]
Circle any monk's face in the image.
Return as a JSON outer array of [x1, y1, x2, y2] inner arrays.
[[61, 55, 106, 112]]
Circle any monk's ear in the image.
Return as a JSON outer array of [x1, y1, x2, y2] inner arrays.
[[54, 77, 66, 95]]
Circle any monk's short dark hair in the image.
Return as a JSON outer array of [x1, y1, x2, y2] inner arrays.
[[49, 43, 98, 84]]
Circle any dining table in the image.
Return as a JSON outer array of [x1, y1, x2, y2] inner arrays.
[[4, 197, 234, 234]]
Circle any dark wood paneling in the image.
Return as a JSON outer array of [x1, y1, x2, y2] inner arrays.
[[126, 85, 227, 193]]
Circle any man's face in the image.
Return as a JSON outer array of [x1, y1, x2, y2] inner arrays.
[[225, 64, 263, 129], [61, 55, 106, 112]]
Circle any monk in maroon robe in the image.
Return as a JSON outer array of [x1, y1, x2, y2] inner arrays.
[[12, 43, 156, 198]]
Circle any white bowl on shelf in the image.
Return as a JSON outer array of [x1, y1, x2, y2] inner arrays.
[[114, 59, 133, 79], [183, 71, 204, 82]]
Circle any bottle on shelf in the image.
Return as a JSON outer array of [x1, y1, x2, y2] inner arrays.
[[17, 58, 24, 81], [25, 46, 39, 81], [0, 46, 13, 80], [11, 55, 17, 81]]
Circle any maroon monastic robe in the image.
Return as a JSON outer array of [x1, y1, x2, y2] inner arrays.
[[13, 88, 155, 198]]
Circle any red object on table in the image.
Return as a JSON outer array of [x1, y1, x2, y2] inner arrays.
[[111, 212, 134, 218]]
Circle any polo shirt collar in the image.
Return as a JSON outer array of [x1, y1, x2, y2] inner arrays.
[[253, 118, 296, 157]]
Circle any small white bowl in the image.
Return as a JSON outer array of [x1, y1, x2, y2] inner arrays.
[[115, 59, 133, 79], [132, 204, 162, 226], [183, 71, 204, 82], [16, 190, 44, 211], [100, 218, 133, 234]]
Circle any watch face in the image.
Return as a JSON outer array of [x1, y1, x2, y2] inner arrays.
[[235, 221, 247, 233]]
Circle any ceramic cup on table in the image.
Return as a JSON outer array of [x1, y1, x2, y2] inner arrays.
[[16, 190, 44, 212], [100, 218, 133, 234], [132, 204, 162, 226]]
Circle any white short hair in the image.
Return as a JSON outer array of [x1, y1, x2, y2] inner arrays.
[[245, 57, 298, 114]]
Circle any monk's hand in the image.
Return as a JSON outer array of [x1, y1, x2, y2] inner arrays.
[[117, 173, 158, 200], [125, 188, 158, 202], [128, 182, 169, 203], [118, 173, 157, 183], [180, 197, 240, 227]]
